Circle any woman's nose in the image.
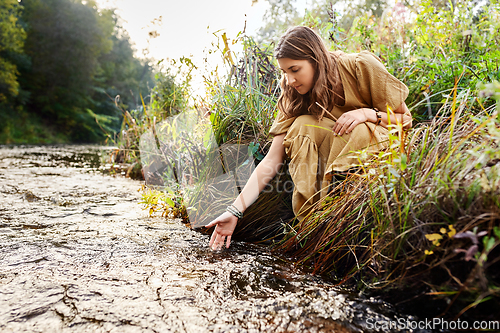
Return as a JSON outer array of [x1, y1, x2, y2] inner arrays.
[[286, 74, 295, 85]]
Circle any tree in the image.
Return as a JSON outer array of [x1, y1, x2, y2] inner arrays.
[[254, 0, 391, 44], [0, 0, 26, 101], [19, 0, 114, 141], [256, 0, 301, 43], [91, 9, 155, 134], [1, 0, 156, 143]]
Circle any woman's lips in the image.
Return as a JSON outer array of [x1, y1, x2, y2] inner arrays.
[[294, 85, 302, 90]]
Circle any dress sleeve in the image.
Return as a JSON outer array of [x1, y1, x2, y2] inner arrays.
[[268, 110, 296, 136], [355, 51, 409, 113]]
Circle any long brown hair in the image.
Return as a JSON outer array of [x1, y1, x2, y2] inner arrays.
[[275, 26, 343, 119]]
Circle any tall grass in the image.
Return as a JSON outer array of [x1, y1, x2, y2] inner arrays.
[[206, 38, 279, 149], [137, 37, 294, 238], [201, 37, 296, 240], [274, 85, 500, 318]]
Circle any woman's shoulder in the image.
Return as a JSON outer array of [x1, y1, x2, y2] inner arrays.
[[337, 51, 390, 79], [356, 50, 384, 66], [334, 51, 361, 75], [335, 50, 383, 66]]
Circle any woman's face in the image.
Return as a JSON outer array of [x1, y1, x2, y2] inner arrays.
[[277, 58, 315, 95]]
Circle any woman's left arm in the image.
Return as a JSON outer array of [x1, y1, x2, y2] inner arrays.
[[331, 102, 412, 136]]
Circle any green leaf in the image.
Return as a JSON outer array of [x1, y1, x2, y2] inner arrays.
[[165, 197, 175, 207], [400, 154, 407, 171], [203, 129, 213, 148], [483, 236, 496, 252], [493, 226, 500, 240]]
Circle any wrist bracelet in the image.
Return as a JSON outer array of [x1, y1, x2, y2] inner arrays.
[[372, 108, 382, 126], [226, 204, 243, 219]]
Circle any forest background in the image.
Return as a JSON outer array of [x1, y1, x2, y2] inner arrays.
[[0, 0, 156, 143], [2, 0, 494, 144]]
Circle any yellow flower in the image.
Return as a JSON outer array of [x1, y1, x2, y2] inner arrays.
[[448, 225, 456, 238], [425, 250, 434, 255], [425, 233, 443, 246]]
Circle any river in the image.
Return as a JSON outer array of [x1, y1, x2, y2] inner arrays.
[[0, 145, 429, 333]]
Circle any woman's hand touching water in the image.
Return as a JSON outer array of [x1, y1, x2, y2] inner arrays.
[[203, 134, 286, 251], [205, 211, 238, 250]]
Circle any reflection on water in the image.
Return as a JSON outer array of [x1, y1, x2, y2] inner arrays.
[[0, 145, 429, 332], [1, 145, 104, 168]]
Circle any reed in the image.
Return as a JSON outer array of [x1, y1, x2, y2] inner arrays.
[[137, 36, 295, 238], [273, 85, 500, 318]]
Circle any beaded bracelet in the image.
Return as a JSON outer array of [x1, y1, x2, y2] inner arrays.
[[226, 204, 243, 219], [372, 108, 382, 126]]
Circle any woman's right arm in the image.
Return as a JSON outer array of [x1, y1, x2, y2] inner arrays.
[[205, 133, 286, 250]]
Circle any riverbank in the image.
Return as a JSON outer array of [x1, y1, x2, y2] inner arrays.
[[0, 145, 430, 333]]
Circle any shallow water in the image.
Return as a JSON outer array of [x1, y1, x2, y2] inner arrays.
[[0, 145, 429, 333]]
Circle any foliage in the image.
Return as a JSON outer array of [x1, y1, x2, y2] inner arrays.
[[0, 0, 30, 144], [149, 57, 196, 119], [255, 0, 390, 44], [255, 0, 301, 43], [109, 55, 195, 176], [479, 80, 500, 112], [139, 185, 188, 220], [138, 33, 293, 239], [205, 35, 280, 151], [0, 0, 26, 101], [0, 105, 66, 143], [0, 0, 155, 144], [275, 85, 500, 319], [91, 15, 155, 137], [19, 0, 112, 141], [327, 0, 499, 120]]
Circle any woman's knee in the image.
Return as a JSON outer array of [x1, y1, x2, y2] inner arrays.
[[288, 115, 318, 135], [289, 114, 336, 137], [287, 114, 335, 146], [348, 123, 380, 144]]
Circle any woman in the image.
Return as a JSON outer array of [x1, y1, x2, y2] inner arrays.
[[206, 26, 412, 250]]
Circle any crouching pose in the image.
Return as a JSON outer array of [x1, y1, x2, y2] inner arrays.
[[206, 26, 412, 250]]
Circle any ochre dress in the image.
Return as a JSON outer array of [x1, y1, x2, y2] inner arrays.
[[269, 51, 409, 218]]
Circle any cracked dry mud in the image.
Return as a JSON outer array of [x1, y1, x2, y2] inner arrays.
[[0, 145, 419, 333]]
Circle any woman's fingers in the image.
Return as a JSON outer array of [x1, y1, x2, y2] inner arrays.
[[208, 224, 228, 251], [334, 119, 353, 136], [206, 212, 238, 250], [214, 234, 226, 251], [333, 116, 362, 136], [210, 232, 220, 250], [209, 227, 217, 247], [339, 121, 351, 135], [332, 109, 368, 135], [346, 120, 358, 134], [333, 116, 347, 135]]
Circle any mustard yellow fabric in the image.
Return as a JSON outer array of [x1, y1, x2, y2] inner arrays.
[[269, 51, 409, 218]]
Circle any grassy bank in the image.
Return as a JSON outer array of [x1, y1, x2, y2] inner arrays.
[[0, 106, 68, 144], [123, 0, 500, 322], [275, 86, 500, 321]]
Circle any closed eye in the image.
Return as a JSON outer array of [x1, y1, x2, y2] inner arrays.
[[280, 67, 299, 73]]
